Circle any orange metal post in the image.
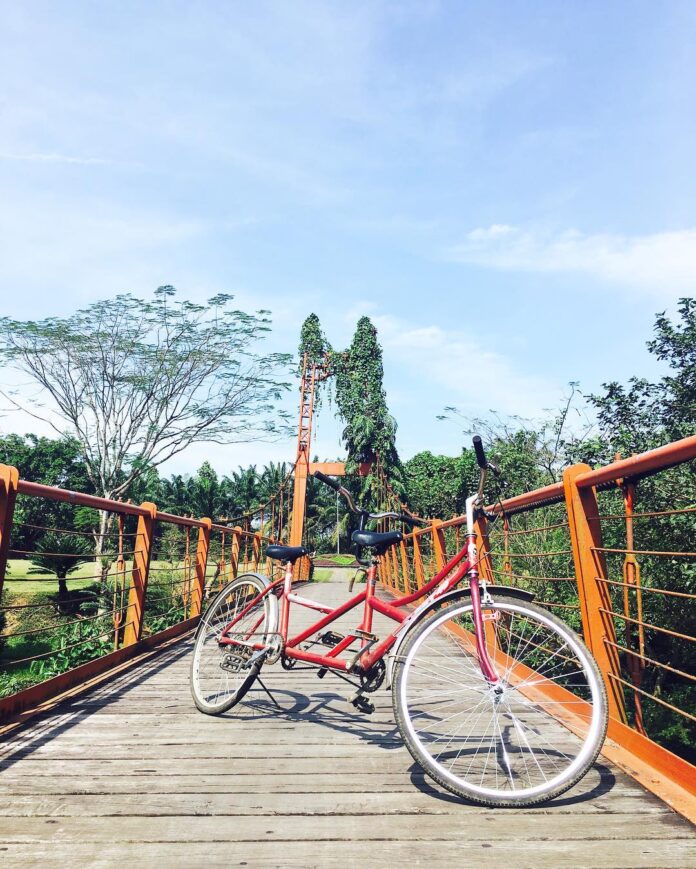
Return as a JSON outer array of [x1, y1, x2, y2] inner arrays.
[[230, 527, 241, 579], [399, 540, 411, 593], [289, 456, 308, 545], [563, 465, 627, 723], [431, 520, 446, 572], [473, 515, 494, 583], [123, 502, 156, 646], [189, 518, 212, 618], [0, 464, 19, 602], [412, 533, 425, 589], [252, 532, 262, 571]]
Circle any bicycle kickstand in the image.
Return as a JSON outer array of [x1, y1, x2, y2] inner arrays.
[[256, 675, 283, 711]]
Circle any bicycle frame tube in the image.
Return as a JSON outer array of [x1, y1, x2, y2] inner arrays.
[[216, 506, 501, 683]]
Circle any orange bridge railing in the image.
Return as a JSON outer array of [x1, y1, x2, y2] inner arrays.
[[379, 435, 696, 820], [0, 472, 308, 722]]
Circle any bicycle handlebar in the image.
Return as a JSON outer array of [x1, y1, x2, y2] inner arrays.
[[472, 435, 487, 469], [312, 471, 426, 527], [312, 470, 342, 492]]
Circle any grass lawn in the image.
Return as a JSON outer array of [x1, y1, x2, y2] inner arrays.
[[3, 559, 105, 594], [316, 554, 356, 566]]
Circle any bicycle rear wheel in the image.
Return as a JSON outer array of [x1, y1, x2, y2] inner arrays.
[[190, 573, 278, 716], [392, 594, 607, 807]]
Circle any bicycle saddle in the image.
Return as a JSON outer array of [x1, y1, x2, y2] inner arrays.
[[351, 529, 403, 554], [266, 544, 308, 562]]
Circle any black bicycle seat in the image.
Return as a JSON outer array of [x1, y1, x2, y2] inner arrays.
[[351, 530, 403, 554], [266, 544, 308, 563]]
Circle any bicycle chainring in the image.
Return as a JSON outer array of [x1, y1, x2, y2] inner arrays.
[[264, 633, 283, 665], [359, 659, 386, 693]]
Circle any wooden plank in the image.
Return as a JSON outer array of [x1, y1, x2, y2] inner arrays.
[[0, 839, 694, 869], [0, 791, 673, 817], [0, 812, 691, 844]]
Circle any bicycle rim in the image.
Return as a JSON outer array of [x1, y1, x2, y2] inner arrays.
[[394, 597, 607, 806]]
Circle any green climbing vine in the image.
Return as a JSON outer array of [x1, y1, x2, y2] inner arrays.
[[298, 314, 403, 503], [298, 313, 331, 372]]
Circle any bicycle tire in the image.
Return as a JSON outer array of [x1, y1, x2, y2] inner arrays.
[[190, 573, 278, 716], [392, 593, 607, 807]]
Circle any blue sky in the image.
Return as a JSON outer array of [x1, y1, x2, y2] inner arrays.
[[1, 1, 694, 475]]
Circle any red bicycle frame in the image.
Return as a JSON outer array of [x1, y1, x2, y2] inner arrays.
[[218, 526, 500, 683]]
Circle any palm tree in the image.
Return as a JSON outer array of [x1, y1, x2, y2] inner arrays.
[[29, 533, 93, 600]]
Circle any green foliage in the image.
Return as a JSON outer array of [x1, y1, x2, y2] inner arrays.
[[303, 459, 352, 553], [436, 301, 696, 760], [564, 300, 696, 759], [334, 317, 399, 469], [0, 434, 94, 553], [0, 611, 113, 698], [29, 532, 94, 598], [29, 533, 93, 579], [298, 313, 331, 372], [402, 451, 477, 518], [571, 298, 696, 463]]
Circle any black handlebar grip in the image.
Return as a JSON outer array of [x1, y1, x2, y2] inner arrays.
[[399, 513, 426, 528], [472, 435, 487, 469], [312, 470, 342, 492]]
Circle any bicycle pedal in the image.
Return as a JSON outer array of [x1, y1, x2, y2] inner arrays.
[[316, 668, 327, 679], [319, 630, 344, 647], [354, 629, 377, 641], [351, 694, 375, 715]]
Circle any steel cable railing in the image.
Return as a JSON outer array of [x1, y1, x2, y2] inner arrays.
[[377, 435, 696, 786], [0, 467, 303, 716]]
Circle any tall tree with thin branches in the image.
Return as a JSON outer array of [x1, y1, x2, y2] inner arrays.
[[0, 287, 290, 560]]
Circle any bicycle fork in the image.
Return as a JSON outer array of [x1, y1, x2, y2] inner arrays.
[[465, 495, 500, 686]]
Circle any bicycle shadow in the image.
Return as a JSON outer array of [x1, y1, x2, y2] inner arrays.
[[235, 675, 620, 809], [408, 758, 617, 808], [234, 680, 403, 748]]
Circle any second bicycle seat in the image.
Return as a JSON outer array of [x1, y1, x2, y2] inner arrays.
[[351, 529, 403, 555], [266, 544, 308, 562]]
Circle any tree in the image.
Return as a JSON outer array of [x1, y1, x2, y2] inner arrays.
[[575, 297, 696, 463], [0, 287, 291, 557], [0, 434, 94, 554], [438, 383, 591, 491], [333, 317, 402, 509], [402, 451, 477, 518], [29, 532, 93, 601]]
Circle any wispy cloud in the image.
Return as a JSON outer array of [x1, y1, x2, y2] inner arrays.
[[0, 151, 115, 166], [446, 225, 696, 297], [372, 313, 560, 421]]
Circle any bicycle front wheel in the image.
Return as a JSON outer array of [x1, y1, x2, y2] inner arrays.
[[392, 594, 607, 807], [191, 573, 278, 716]]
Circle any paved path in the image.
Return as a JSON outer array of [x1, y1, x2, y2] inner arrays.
[[0, 572, 693, 867]]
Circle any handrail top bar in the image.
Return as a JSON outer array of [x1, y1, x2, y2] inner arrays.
[[489, 434, 696, 517], [156, 510, 207, 529], [399, 434, 696, 532], [209, 521, 273, 540], [15, 480, 151, 517], [574, 434, 696, 489]]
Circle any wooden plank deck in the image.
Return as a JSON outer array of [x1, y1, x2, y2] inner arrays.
[[0, 572, 694, 868]]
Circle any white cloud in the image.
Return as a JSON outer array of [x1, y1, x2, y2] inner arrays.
[[0, 151, 115, 166], [447, 225, 696, 297], [372, 313, 559, 422]]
